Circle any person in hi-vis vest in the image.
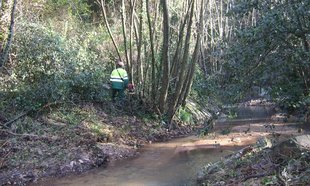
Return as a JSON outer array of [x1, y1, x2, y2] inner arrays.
[[110, 60, 128, 102]]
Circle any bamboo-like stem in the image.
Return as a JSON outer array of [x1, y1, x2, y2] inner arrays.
[[121, 0, 130, 71], [0, 0, 16, 67], [97, 0, 122, 61], [158, 0, 170, 113], [146, 0, 157, 103], [181, 0, 204, 107], [167, 0, 195, 126]]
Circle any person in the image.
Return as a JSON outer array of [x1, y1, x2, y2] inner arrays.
[[110, 60, 128, 102]]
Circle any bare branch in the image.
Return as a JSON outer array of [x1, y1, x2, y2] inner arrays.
[[97, 0, 122, 61]]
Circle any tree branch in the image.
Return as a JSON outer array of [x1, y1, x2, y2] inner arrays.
[[0, 0, 17, 67], [2, 110, 31, 128], [97, 0, 122, 61]]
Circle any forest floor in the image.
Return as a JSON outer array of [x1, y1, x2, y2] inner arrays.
[[0, 100, 196, 185]]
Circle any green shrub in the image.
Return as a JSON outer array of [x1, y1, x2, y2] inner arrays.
[[2, 22, 110, 111], [177, 107, 193, 123]]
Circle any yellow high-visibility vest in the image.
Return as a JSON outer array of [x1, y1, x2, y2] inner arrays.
[[110, 68, 128, 89]]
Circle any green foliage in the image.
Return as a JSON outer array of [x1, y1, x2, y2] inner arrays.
[[13, 117, 43, 134], [177, 107, 193, 123], [261, 176, 277, 185], [1, 22, 110, 111], [45, 0, 93, 21], [52, 107, 88, 126], [221, 0, 310, 110], [141, 113, 159, 123], [227, 109, 237, 119]]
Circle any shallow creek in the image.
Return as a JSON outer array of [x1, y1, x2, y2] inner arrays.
[[34, 105, 279, 186], [35, 137, 243, 186]]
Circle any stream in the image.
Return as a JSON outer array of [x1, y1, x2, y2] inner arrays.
[[34, 104, 276, 186], [37, 137, 240, 186]]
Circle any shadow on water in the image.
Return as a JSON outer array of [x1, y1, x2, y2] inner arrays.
[[216, 105, 276, 125], [235, 105, 275, 119]]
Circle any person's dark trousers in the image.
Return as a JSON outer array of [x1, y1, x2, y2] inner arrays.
[[112, 88, 125, 102]]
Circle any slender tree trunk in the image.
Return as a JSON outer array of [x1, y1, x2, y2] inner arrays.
[[98, 0, 122, 61], [167, 0, 195, 125], [135, 0, 144, 89], [0, 0, 16, 67], [181, 0, 204, 106], [158, 0, 170, 113], [121, 0, 131, 72], [128, 0, 136, 84], [146, 0, 157, 104], [170, 4, 191, 78], [153, 2, 162, 100]]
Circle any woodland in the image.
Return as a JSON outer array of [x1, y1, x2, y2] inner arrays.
[[0, 0, 309, 185]]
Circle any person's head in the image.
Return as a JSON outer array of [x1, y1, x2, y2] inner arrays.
[[116, 60, 124, 68]]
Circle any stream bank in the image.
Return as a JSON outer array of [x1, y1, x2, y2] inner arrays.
[[0, 100, 211, 185], [1, 100, 309, 185], [30, 101, 310, 185], [197, 101, 310, 185], [197, 135, 310, 185]]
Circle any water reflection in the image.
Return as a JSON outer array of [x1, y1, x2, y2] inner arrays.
[[235, 105, 275, 119]]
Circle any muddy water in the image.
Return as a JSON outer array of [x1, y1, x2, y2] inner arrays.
[[36, 137, 242, 186], [35, 105, 277, 186]]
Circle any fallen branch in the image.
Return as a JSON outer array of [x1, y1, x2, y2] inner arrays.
[[0, 129, 39, 137], [0, 140, 9, 149], [0, 113, 8, 123], [0, 151, 11, 168], [276, 169, 287, 186], [242, 172, 273, 182], [0, 129, 54, 141], [2, 101, 66, 128], [2, 110, 32, 128]]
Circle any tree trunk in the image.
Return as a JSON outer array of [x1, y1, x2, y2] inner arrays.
[[98, 0, 122, 61], [0, 0, 16, 68], [167, 0, 195, 126], [181, 0, 204, 107], [146, 0, 157, 104], [121, 0, 130, 72], [170, 4, 191, 79], [128, 0, 137, 84], [135, 0, 144, 91], [158, 0, 170, 113]]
